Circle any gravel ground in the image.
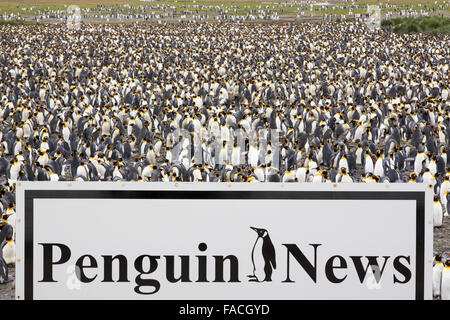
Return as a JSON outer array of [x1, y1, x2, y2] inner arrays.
[[0, 265, 14, 300], [434, 215, 450, 254]]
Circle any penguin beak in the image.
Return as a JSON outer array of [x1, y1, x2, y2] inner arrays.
[[250, 226, 260, 233]]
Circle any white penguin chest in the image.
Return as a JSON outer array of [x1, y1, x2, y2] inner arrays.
[[3, 241, 15, 265], [433, 203, 443, 227], [442, 268, 450, 300], [253, 238, 266, 271], [374, 158, 384, 174], [433, 263, 443, 295], [365, 156, 374, 172]]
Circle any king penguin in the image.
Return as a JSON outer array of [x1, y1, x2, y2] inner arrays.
[[433, 253, 444, 297], [441, 259, 450, 300], [248, 226, 276, 282], [0, 221, 13, 283], [433, 195, 443, 227]]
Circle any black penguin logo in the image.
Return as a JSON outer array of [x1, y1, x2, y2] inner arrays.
[[248, 227, 276, 282]]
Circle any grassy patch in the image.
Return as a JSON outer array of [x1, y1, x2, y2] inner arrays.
[[0, 19, 38, 25], [0, 0, 447, 22], [382, 16, 450, 34]]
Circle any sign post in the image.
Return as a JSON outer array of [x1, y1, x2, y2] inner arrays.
[[15, 182, 433, 300]]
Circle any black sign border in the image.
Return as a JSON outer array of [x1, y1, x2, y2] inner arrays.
[[23, 190, 426, 300]]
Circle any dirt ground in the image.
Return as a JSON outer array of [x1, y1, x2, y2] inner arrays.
[[434, 215, 450, 254], [0, 265, 14, 300]]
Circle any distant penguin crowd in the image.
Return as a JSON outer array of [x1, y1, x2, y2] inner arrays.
[[0, 22, 448, 295]]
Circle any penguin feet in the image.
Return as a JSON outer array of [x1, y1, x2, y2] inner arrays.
[[247, 275, 259, 282], [0, 277, 12, 284]]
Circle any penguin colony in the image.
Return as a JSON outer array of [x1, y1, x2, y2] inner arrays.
[[1, 1, 448, 24], [0, 21, 448, 297]]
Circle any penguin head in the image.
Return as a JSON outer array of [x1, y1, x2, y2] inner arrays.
[[0, 213, 9, 221], [250, 226, 268, 238]]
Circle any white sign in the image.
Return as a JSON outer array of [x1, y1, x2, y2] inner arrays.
[[367, 5, 381, 30], [15, 182, 433, 300]]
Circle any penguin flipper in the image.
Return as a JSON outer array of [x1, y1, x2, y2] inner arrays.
[[264, 263, 273, 282], [0, 256, 9, 284]]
